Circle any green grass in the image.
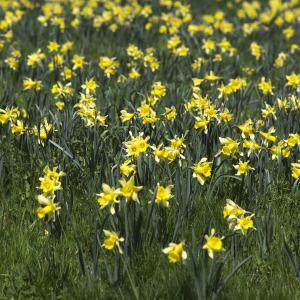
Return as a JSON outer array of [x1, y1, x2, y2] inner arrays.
[[1, 179, 300, 299]]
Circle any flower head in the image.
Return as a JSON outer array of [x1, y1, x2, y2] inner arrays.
[[233, 161, 254, 176], [155, 183, 173, 207], [234, 215, 255, 235], [119, 176, 143, 202], [192, 158, 212, 185], [163, 241, 187, 263], [102, 230, 124, 253], [97, 184, 121, 214], [203, 229, 225, 259]]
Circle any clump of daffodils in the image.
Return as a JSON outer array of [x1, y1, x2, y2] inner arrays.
[[223, 199, 255, 235], [124, 132, 150, 159], [151, 135, 186, 164], [36, 166, 65, 220], [74, 78, 107, 128]]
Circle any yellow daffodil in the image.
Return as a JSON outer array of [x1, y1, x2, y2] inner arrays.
[[192, 158, 212, 185], [119, 176, 143, 202], [97, 184, 121, 215], [203, 229, 225, 259], [155, 183, 173, 207], [102, 230, 124, 253], [163, 241, 187, 263]]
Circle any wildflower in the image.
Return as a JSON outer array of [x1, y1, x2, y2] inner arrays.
[[164, 106, 177, 121], [5, 56, 19, 70], [151, 144, 168, 163], [261, 104, 276, 119], [39, 176, 61, 195], [169, 136, 186, 150], [204, 105, 218, 119], [99, 56, 119, 77], [234, 161, 254, 176], [102, 230, 124, 253], [119, 176, 143, 202], [43, 166, 65, 181], [259, 127, 277, 143], [144, 51, 160, 71], [137, 101, 153, 118], [36, 166, 64, 221], [97, 183, 121, 215], [56, 101, 65, 110], [27, 49, 45, 67], [120, 110, 135, 123], [202, 39, 215, 54], [167, 35, 181, 49], [286, 73, 300, 89], [250, 42, 262, 60], [11, 120, 26, 135], [150, 81, 166, 99], [203, 229, 225, 259], [23, 78, 42, 91], [270, 140, 291, 160], [218, 84, 232, 98], [75, 93, 96, 124], [120, 160, 136, 176], [291, 162, 300, 179], [194, 117, 210, 133], [127, 44, 143, 60], [287, 134, 300, 148], [258, 77, 274, 95], [234, 215, 255, 235], [229, 78, 247, 92], [81, 78, 98, 94], [62, 67, 73, 80], [219, 137, 239, 157], [33, 118, 53, 142], [47, 41, 60, 52], [223, 199, 245, 220], [174, 45, 189, 57], [72, 54, 86, 70], [205, 71, 220, 81], [242, 139, 262, 156], [238, 120, 254, 139], [274, 52, 287, 68], [124, 132, 150, 158], [128, 68, 140, 79], [163, 241, 187, 263], [219, 109, 233, 123], [61, 41, 73, 53], [283, 26, 294, 40], [155, 183, 173, 207], [52, 82, 73, 98], [192, 57, 204, 70], [95, 114, 105, 128], [36, 194, 60, 220], [192, 158, 212, 185]]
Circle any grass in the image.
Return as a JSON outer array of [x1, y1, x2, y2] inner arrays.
[[1, 179, 300, 299]]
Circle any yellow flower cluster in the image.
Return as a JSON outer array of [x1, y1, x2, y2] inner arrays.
[[74, 79, 107, 127], [223, 199, 255, 235], [36, 166, 65, 220]]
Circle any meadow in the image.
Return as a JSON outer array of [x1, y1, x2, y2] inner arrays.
[[1, 0, 300, 299]]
